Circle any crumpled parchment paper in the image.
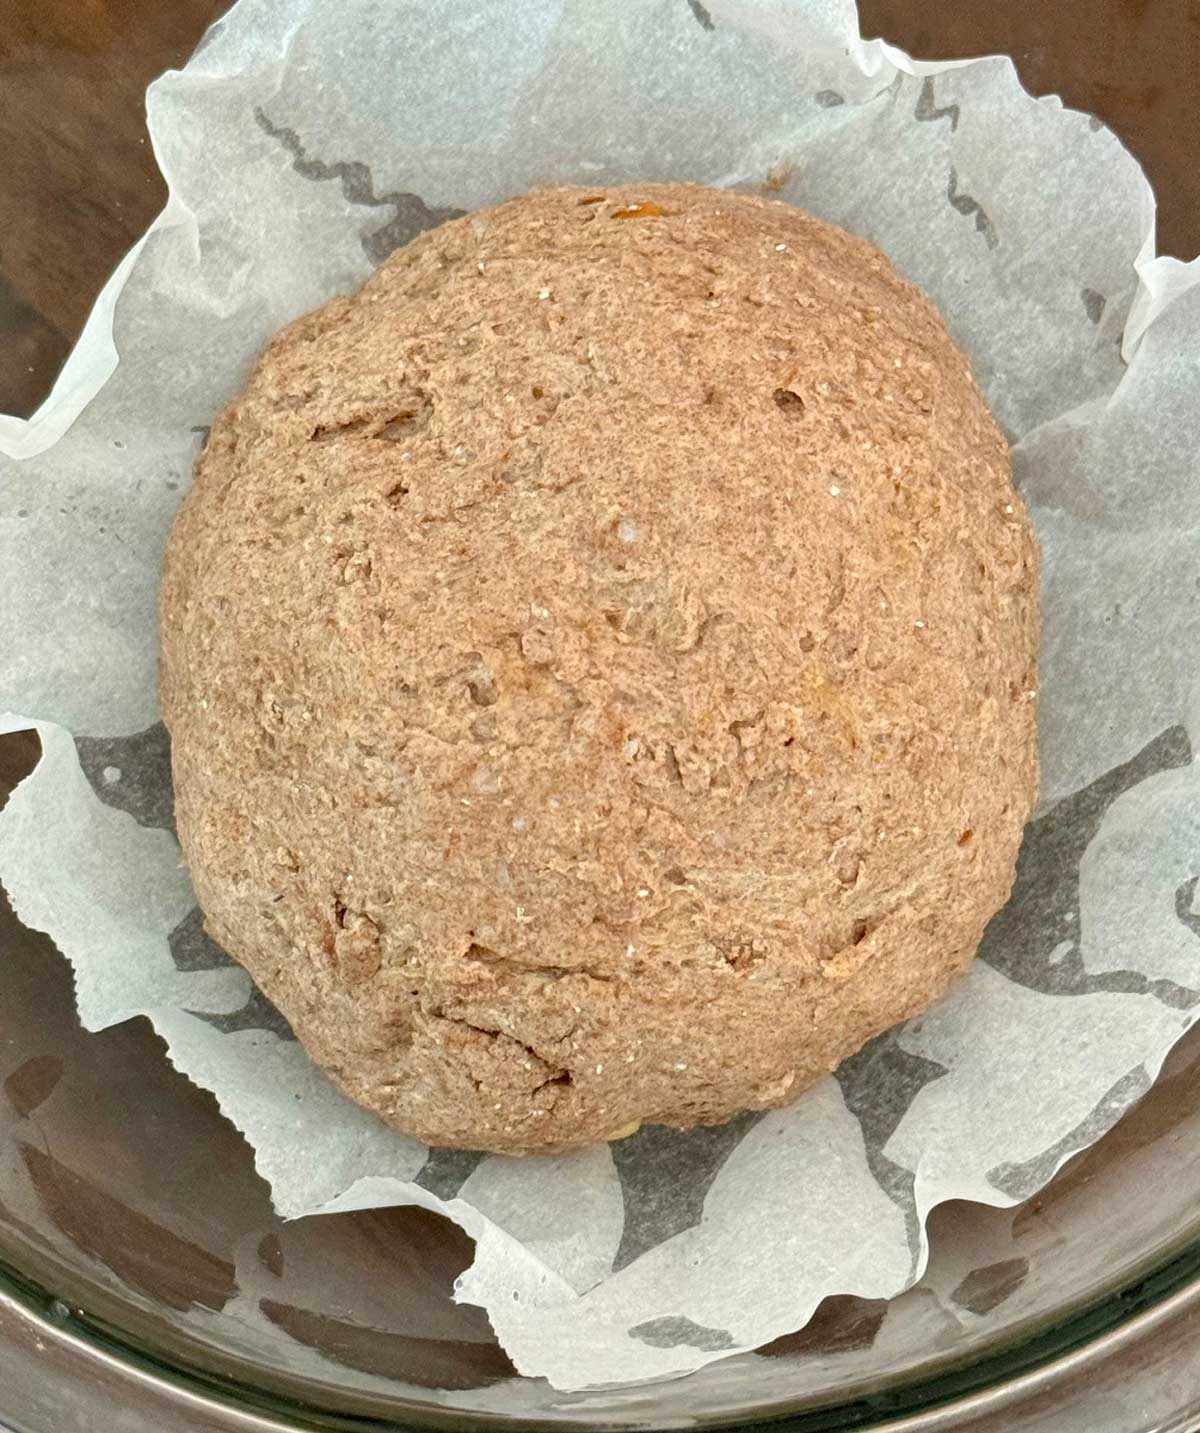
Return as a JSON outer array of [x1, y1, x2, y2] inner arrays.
[[2, 0, 1200, 1391]]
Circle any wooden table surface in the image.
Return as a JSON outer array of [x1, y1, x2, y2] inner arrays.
[[1, 0, 1197, 421]]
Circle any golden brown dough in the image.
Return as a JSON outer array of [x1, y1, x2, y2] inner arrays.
[[160, 183, 1039, 1153]]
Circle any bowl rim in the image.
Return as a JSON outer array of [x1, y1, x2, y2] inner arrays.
[[5, 1229, 1200, 1433]]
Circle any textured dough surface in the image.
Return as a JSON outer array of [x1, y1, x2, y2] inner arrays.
[[160, 183, 1039, 1154]]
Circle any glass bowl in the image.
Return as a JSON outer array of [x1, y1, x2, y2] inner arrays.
[[6, 730, 1200, 1431], [4, 0, 1200, 1426]]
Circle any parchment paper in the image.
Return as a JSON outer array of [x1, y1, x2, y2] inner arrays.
[[3, 0, 1200, 1390]]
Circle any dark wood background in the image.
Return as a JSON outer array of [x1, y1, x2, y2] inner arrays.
[[1, 0, 1197, 421]]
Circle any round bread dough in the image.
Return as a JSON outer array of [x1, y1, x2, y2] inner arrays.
[[161, 183, 1038, 1154]]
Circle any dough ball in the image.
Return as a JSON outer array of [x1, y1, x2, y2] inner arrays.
[[160, 183, 1038, 1153]]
